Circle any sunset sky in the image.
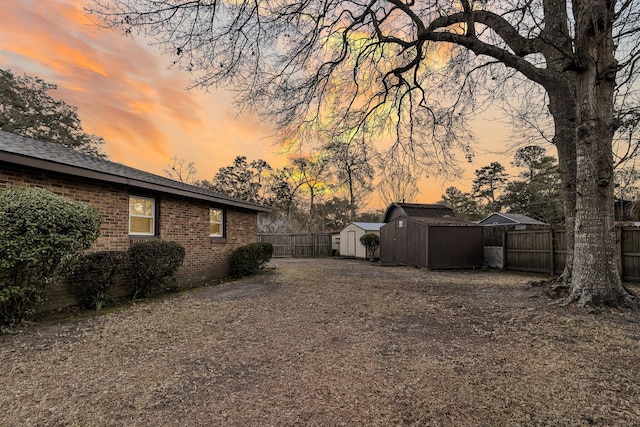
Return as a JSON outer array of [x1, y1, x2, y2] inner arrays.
[[1, 0, 517, 208]]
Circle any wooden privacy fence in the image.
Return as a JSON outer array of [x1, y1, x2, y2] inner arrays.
[[502, 228, 566, 275], [499, 227, 640, 281], [258, 233, 333, 258]]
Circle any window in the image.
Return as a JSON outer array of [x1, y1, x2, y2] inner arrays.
[[209, 208, 224, 237], [129, 196, 155, 235]]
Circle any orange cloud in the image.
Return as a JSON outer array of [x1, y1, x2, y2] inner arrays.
[[0, 0, 278, 181], [0, 0, 516, 207]]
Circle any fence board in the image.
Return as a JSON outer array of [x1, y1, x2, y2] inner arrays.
[[258, 234, 332, 258], [500, 226, 640, 281], [504, 229, 553, 273], [620, 227, 640, 281]]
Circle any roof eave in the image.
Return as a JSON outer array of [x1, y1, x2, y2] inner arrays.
[[0, 152, 271, 213]]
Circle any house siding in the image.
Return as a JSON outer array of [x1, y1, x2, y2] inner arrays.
[[480, 214, 516, 225], [0, 163, 259, 309]]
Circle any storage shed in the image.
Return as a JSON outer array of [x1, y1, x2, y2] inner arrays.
[[339, 222, 385, 258], [380, 216, 483, 268]]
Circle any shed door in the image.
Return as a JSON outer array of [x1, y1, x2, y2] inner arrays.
[[346, 230, 357, 256]]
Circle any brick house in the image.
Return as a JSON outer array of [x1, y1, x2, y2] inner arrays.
[[0, 131, 270, 305]]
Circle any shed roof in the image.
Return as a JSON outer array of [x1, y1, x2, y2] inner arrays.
[[479, 212, 546, 225], [382, 202, 454, 222], [0, 130, 270, 212], [350, 222, 386, 231], [387, 216, 477, 226], [410, 216, 478, 226]]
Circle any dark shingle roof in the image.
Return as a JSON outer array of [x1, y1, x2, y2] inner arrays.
[[399, 203, 455, 217], [0, 130, 269, 212], [382, 202, 455, 222], [479, 212, 546, 225], [409, 216, 477, 226]]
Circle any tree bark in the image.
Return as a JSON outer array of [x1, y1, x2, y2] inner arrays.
[[548, 91, 577, 286], [564, 0, 636, 307], [540, 0, 577, 288]]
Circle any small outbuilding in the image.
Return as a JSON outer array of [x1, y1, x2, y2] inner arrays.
[[380, 216, 483, 268], [339, 222, 385, 258]]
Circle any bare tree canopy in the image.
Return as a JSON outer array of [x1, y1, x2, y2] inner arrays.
[[89, 0, 640, 308], [163, 156, 198, 184]]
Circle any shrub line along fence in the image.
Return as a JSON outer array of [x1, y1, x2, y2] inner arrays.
[[258, 234, 333, 258], [488, 226, 640, 282]]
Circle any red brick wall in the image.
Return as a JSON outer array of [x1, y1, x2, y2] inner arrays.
[[0, 163, 260, 309], [158, 195, 259, 283]]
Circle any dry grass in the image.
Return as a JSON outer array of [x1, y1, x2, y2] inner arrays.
[[1, 258, 639, 426]]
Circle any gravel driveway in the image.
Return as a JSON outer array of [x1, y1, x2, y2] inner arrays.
[[1, 258, 639, 426]]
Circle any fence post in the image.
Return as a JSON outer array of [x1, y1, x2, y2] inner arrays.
[[549, 227, 555, 276], [313, 234, 318, 258], [501, 230, 506, 270], [617, 227, 622, 277], [292, 235, 297, 258]]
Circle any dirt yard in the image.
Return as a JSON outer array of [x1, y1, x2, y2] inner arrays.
[[1, 258, 639, 426]]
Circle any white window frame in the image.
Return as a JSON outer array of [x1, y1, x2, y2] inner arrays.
[[209, 207, 224, 237], [129, 196, 155, 236]]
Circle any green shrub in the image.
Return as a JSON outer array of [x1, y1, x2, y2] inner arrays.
[[360, 233, 380, 261], [229, 242, 273, 277], [0, 186, 101, 325], [70, 251, 127, 310], [128, 240, 186, 299]]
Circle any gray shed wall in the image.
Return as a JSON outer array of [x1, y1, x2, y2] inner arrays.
[[381, 218, 483, 268], [427, 226, 483, 268]]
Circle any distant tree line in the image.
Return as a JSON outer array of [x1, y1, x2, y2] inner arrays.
[[439, 145, 640, 224], [439, 146, 564, 223], [165, 152, 385, 233], [170, 144, 640, 231]]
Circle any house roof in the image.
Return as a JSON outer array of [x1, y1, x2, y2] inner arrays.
[[479, 212, 546, 225], [0, 130, 270, 212], [351, 222, 386, 231], [382, 202, 455, 222]]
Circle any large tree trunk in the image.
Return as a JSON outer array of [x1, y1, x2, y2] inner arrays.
[[540, 0, 577, 288], [547, 91, 577, 287], [564, 0, 636, 307]]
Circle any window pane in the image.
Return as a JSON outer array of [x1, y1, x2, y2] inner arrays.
[[130, 217, 153, 234], [210, 223, 222, 236], [210, 208, 223, 236], [130, 197, 153, 217], [210, 208, 222, 223], [129, 196, 155, 235]]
